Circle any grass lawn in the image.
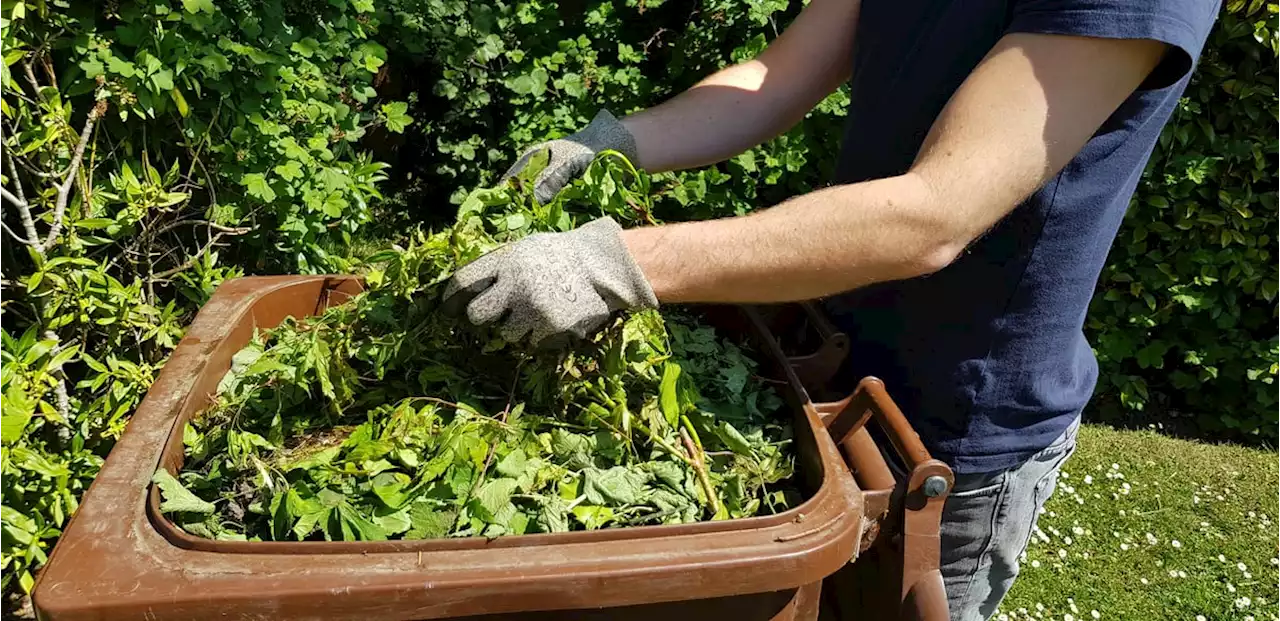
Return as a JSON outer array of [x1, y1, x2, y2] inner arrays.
[[999, 424, 1279, 621]]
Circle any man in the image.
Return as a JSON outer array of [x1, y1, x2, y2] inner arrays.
[[444, 1, 1218, 619]]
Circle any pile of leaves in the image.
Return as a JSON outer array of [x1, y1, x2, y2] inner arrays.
[[155, 156, 801, 542]]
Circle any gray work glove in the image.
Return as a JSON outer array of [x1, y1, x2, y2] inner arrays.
[[503, 110, 639, 204], [442, 217, 658, 347]]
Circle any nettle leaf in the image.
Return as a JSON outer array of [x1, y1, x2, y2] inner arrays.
[[153, 469, 216, 515]]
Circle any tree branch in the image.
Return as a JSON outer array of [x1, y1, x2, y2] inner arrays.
[[1, 150, 41, 248], [20, 61, 47, 104], [1, 221, 34, 245], [42, 331, 72, 422], [38, 100, 106, 253]]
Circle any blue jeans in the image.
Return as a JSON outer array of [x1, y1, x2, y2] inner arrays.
[[936, 418, 1080, 620]]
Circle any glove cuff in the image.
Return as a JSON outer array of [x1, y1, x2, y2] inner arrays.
[[575, 217, 659, 311], [574, 110, 641, 167]]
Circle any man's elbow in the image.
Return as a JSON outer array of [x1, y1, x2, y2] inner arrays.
[[892, 172, 976, 279]]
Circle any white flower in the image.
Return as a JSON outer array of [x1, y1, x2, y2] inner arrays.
[[1121, 543, 1131, 551], [1140, 578, 1149, 585], [1111, 463, 1119, 470], [1171, 540, 1181, 549], [1234, 597, 1251, 610], [1031, 560, 1042, 568], [1168, 570, 1179, 578], [1145, 532, 1158, 545], [1090, 611, 1100, 620], [1227, 583, 1236, 593], [1064, 536, 1074, 545], [1195, 616, 1206, 621], [1073, 526, 1085, 535], [1237, 562, 1248, 571], [1065, 615, 1075, 621], [1177, 570, 1188, 578], [1218, 554, 1228, 562], [1061, 472, 1069, 479], [1242, 571, 1252, 579], [1084, 475, 1093, 484], [1036, 603, 1045, 612], [1058, 549, 1068, 559]]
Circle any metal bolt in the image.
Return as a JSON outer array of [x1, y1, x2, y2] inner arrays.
[[923, 475, 949, 498]]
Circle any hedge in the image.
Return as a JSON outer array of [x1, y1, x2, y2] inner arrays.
[[1, 0, 1275, 601]]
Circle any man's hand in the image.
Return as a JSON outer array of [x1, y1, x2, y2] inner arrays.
[[502, 111, 639, 204], [442, 217, 657, 346]]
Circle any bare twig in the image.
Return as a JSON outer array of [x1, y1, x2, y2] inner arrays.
[[39, 100, 107, 252], [151, 231, 229, 279], [153, 219, 250, 237]]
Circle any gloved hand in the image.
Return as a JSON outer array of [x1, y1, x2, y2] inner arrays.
[[503, 110, 639, 204], [442, 217, 658, 347]]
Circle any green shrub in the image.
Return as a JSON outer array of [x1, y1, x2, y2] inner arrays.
[[0, 0, 413, 593], [1087, 1, 1278, 438]]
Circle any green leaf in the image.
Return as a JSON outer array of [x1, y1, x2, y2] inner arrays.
[[274, 160, 304, 181], [153, 469, 216, 515], [405, 504, 456, 539], [716, 421, 753, 456], [582, 467, 647, 506], [182, 0, 216, 14], [473, 478, 519, 521], [495, 449, 528, 479], [76, 218, 116, 230], [380, 101, 412, 134], [240, 173, 276, 202], [2, 387, 34, 444], [659, 362, 682, 427], [151, 69, 174, 92], [536, 495, 570, 533], [371, 471, 412, 509]]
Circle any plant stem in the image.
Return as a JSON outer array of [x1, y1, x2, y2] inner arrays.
[[681, 427, 719, 517]]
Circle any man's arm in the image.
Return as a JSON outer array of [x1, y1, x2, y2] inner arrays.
[[620, 0, 860, 173], [622, 32, 1168, 303]]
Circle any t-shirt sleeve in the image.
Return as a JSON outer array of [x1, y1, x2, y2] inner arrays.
[[1007, 0, 1221, 90]]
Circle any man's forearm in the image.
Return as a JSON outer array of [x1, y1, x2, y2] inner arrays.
[[618, 0, 858, 173], [620, 174, 957, 304], [621, 60, 831, 173]]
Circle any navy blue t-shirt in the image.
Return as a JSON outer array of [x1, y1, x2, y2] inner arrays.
[[824, 0, 1220, 473]]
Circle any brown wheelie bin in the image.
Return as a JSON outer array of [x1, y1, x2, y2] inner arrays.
[[31, 276, 950, 621]]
